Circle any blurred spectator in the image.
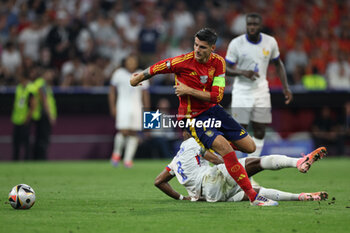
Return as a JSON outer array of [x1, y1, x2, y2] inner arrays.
[[38, 46, 53, 69], [138, 13, 160, 68], [205, 1, 227, 36], [112, 1, 130, 41], [311, 106, 343, 155], [11, 71, 36, 160], [26, 0, 47, 19], [18, 18, 46, 62], [89, 11, 120, 60], [75, 24, 95, 63], [1, 41, 22, 85], [115, 10, 141, 50], [166, 37, 192, 58], [326, 52, 350, 90], [192, 11, 208, 34], [81, 57, 105, 87], [0, 1, 18, 43], [171, 1, 194, 41], [230, 12, 246, 36], [45, 10, 74, 69], [285, 40, 308, 84], [60, 51, 86, 87]]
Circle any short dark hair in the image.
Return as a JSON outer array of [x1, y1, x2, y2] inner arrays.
[[195, 28, 217, 45], [246, 13, 262, 22]]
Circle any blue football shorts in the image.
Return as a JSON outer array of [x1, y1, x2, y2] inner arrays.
[[185, 105, 248, 149]]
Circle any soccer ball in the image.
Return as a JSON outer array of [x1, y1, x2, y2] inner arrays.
[[8, 184, 36, 209]]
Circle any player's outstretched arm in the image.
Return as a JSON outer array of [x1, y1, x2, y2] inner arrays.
[[130, 67, 154, 87], [154, 169, 190, 200], [272, 58, 293, 104]]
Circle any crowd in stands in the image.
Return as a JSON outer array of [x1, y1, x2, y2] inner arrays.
[[0, 0, 349, 90]]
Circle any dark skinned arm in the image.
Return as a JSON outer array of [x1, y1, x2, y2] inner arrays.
[[272, 58, 293, 105], [154, 169, 190, 200]]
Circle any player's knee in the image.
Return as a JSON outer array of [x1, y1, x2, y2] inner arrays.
[[245, 142, 256, 154]]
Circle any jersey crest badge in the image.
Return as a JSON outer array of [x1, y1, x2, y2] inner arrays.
[[262, 48, 270, 57], [208, 66, 215, 79], [200, 75, 208, 84], [205, 130, 214, 137]]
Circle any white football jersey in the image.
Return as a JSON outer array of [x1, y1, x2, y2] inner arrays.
[[110, 67, 149, 118], [167, 137, 211, 201], [226, 33, 280, 93]]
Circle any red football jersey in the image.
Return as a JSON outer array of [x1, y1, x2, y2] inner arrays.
[[150, 51, 226, 119]]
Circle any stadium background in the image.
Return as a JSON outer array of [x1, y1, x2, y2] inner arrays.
[[0, 0, 349, 160]]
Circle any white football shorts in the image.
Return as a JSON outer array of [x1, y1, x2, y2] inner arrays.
[[201, 158, 247, 202], [231, 92, 272, 124], [116, 104, 142, 131]]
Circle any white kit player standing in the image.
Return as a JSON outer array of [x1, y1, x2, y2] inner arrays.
[[109, 55, 150, 168], [225, 13, 293, 158]]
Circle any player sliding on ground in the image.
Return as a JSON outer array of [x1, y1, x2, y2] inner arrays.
[[154, 131, 328, 204], [131, 28, 275, 206]]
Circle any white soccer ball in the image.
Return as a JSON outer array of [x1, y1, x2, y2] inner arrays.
[[8, 184, 36, 209]]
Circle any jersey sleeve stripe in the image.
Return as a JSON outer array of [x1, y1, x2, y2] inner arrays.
[[271, 55, 280, 61], [214, 54, 226, 71], [171, 53, 194, 66], [225, 58, 235, 66], [165, 166, 171, 172], [153, 63, 167, 73]]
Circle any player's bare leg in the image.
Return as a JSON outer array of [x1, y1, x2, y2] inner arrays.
[[212, 135, 277, 206], [229, 134, 256, 154]]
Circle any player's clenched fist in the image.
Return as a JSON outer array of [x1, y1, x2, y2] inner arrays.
[[130, 73, 141, 86], [174, 81, 190, 96]]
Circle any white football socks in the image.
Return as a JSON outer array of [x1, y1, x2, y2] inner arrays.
[[247, 137, 264, 158], [260, 155, 299, 170], [124, 136, 139, 162], [259, 187, 300, 201], [113, 133, 125, 155]]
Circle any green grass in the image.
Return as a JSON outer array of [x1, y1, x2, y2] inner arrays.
[[1, 158, 350, 233]]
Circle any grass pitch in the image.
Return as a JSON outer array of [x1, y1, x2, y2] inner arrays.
[[1, 158, 350, 233]]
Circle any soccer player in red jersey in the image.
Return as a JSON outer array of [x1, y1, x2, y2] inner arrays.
[[131, 28, 276, 206]]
